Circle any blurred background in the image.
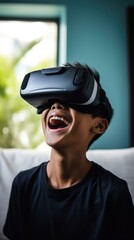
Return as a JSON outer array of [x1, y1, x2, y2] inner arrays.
[[0, 0, 134, 150]]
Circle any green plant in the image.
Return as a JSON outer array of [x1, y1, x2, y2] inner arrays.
[[0, 39, 54, 148]]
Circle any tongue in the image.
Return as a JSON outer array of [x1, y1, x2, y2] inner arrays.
[[49, 119, 67, 129]]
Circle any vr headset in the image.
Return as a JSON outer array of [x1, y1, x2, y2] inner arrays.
[[20, 66, 111, 116]]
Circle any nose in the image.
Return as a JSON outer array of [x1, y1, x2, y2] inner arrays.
[[51, 101, 67, 110]]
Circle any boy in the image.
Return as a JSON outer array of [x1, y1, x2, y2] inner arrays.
[[3, 63, 134, 240]]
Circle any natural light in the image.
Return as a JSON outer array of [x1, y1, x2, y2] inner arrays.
[[0, 20, 58, 148], [0, 20, 58, 80]]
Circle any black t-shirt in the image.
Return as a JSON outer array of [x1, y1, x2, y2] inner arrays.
[[3, 161, 134, 240]]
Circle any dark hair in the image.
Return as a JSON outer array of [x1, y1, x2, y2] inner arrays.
[[64, 62, 114, 149]]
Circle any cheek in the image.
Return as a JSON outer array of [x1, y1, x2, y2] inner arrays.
[[41, 117, 45, 134], [41, 110, 49, 133], [73, 117, 93, 139], [70, 119, 87, 137]]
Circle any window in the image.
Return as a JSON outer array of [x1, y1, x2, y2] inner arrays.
[[0, 4, 67, 148]]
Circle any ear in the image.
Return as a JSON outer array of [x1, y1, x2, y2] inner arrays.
[[91, 118, 108, 135]]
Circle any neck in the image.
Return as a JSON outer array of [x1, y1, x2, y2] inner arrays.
[[46, 147, 92, 189]]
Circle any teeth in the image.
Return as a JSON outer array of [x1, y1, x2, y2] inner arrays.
[[50, 116, 69, 125]]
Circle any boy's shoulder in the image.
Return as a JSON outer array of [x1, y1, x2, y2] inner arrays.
[[93, 161, 126, 182], [92, 161, 130, 198], [13, 162, 48, 188]]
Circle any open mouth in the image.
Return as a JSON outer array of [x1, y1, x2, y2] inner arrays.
[[48, 115, 69, 130]]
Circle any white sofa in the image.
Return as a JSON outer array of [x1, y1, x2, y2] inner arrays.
[[0, 146, 134, 240]]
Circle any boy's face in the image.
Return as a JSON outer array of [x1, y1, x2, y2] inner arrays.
[[41, 101, 104, 151]]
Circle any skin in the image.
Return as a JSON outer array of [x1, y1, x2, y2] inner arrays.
[[41, 101, 108, 189]]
